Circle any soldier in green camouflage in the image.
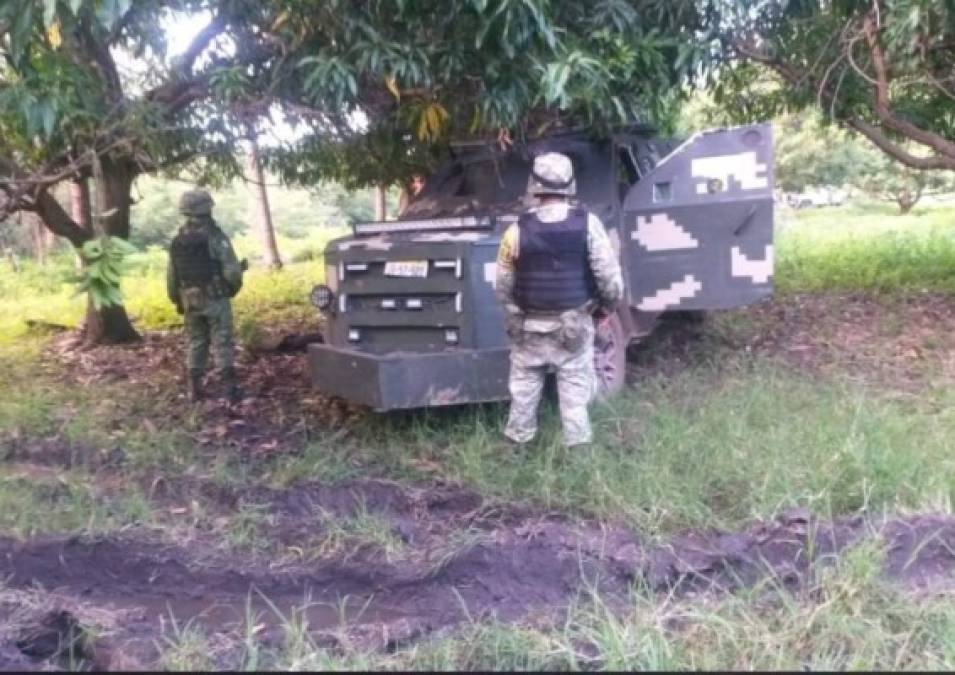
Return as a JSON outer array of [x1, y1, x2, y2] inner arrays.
[[167, 189, 245, 402], [496, 153, 624, 447]]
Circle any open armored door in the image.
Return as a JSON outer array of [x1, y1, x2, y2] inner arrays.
[[621, 123, 774, 314]]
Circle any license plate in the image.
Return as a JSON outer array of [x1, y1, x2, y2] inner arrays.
[[384, 260, 428, 278]]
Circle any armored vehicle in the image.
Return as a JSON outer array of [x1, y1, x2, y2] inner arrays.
[[308, 123, 774, 410]]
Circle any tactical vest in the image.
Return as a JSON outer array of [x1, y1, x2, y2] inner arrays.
[[170, 226, 220, 288], [513, 208, 597, 312]]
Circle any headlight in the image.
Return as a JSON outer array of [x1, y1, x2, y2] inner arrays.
[[310, 284, 334, 310]]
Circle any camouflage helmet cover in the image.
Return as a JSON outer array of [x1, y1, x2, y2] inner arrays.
[[179, 189, 215, 216], [527, 152, 576, 197]]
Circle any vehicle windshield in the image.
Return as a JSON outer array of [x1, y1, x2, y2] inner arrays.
[[400, 137, 616, 221], [400, 154, 530, 220]]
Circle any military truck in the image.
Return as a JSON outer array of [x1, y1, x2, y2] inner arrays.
[[307, 123, 774, 410]]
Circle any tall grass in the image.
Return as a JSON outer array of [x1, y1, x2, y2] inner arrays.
[[0, 228, 341, 342], [1, 201, 954, 342], [776, 201, 955, 294]]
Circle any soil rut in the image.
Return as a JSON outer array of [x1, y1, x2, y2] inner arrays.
[[4, 482, 955, 670]]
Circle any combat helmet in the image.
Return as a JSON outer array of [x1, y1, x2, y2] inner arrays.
[[527, 152, 576, 197], [179, 189, 215, 216]]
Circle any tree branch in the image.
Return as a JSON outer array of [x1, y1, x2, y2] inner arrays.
[[846, 118, 955, 170], [734, 36, 955, 171], [178, 16, 227, 75], [860, 14, 955, 160], [143, 16, 226, 112], [0, 157, 89, 247], [34, 189, 90, 247]]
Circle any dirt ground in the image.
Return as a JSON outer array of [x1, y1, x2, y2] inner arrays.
[[3, 486, 955, 670], [5, 292, 955, 670]]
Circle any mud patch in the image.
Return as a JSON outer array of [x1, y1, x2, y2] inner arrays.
[[0, 525, 630, 669], [4, 488, 955, 670]]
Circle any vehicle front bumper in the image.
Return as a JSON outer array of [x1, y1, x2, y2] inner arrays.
[[307, 344, 511, 411]]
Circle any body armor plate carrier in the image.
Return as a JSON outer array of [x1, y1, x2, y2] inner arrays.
[[513, 208, 597, 312], [170, 227, 220, 288]]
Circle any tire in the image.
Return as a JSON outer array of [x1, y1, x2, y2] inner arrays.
[[594, 312, 627, 400]]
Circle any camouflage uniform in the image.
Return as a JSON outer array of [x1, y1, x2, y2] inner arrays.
[[166, 190, 244, 401], [496, 153, 624, 446]]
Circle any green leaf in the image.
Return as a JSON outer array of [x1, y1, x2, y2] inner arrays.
[[81, 239, 104, 261], [10, 1, 35, 65], [40, 103, 55, 138]]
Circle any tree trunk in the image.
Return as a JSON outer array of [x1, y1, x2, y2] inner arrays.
[[895, 187, 922, 214], [3, 247, 18, 273], [374, 185, 387, 221], [32, 219, 46, 264], [246, 135, 282, 269], [83, 157, 140, 345], [70, 178, 92, 233], [70, 178, 92, 270]]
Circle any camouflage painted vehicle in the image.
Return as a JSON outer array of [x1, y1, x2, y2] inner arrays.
[[308, 123, 774, 410]]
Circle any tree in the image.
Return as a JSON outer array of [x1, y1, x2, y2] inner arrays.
[[2, 0, 705, 344], [0, 1, 262, 343], [713, 0, 955, 173], [770, 112, 871, 193], [855, 146, 954, 213], [255, 0, 707, 188], [245, 130, 282, 269]]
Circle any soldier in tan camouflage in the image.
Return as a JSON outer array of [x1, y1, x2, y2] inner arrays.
[[167, 189, 245, 402], [496, 152, 624, 447]]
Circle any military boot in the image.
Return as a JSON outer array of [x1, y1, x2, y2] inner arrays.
[[187, 370, 204, 402], [221, 367, 243, 403]]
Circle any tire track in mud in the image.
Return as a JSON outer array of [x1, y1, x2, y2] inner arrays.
[[4, 481, 955, 669]]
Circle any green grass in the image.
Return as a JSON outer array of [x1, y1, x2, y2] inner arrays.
[[0, 229, 342, 343], [776, 201, 955, 294], [3, 200, 955, 670], [279, 355, 955, 535], [2, 201, 955, 344], [390, 540, 955, 671], [0, 472, 155, 537]]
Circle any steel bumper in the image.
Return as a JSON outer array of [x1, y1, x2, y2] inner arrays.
[[308, 344, 511, 411]]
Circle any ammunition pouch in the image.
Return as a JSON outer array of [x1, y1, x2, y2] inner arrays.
[[557, 309, 591, 352], [180, 286, 208, 313], [222, 274, 242, 299]]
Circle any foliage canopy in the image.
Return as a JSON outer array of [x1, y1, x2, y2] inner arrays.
[[714, 0, 955, 172]]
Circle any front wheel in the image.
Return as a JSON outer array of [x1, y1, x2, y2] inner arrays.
[[594, 313, 627, 400]]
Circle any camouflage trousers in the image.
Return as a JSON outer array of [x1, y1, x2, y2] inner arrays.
[[183, 297, 235, 373], [504, 313, 596, 447]]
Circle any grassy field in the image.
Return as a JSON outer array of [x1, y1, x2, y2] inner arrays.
[[775, 200, 955, 294], [3, 201, 955, 669]]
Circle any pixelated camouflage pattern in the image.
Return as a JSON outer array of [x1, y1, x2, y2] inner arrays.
[[527, 152, 576, 197], [308, 124, 774, 411], [496, 205, 623, 319], [499, 198, 620, 446], [504, 310, 595, 446]]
